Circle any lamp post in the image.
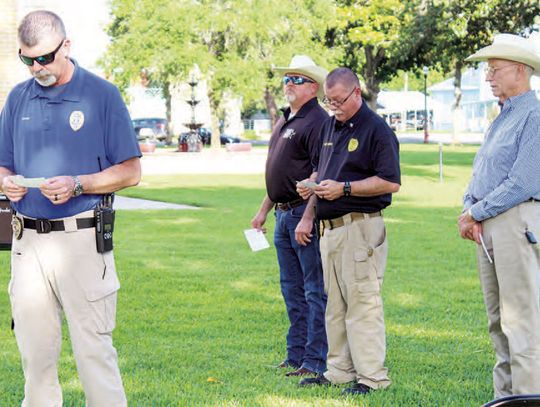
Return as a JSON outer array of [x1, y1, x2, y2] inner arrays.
[[423, 66, 429, 144]]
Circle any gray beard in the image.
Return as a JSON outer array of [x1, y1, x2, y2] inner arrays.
[[34, 73, 57, 87]]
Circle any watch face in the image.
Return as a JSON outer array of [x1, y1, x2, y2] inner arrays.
[[73, 177, 83, 197]]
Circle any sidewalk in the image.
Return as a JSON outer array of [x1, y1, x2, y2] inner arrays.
[[396, 131, 484, 144], [141, 147, 268, 175]]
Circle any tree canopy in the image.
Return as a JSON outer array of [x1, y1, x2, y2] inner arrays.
[[102, 0, 540, 136]]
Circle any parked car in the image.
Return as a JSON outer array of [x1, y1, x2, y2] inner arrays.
[[181, 128, 241, 145], [132, 118, 169, 142]]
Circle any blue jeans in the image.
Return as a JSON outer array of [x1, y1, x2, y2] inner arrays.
[[274, 204, 327, 373]]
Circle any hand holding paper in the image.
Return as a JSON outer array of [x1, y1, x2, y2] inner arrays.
[[10, 175, 47, 188]]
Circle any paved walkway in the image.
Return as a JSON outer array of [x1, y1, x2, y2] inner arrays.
[[141, 148, 268, 175], [114, 195, 198, 211]]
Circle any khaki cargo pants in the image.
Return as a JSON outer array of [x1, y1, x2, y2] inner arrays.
[[320, 212, 391, 389], [8, 211, 127, 407], [477, 201, 540, 398]]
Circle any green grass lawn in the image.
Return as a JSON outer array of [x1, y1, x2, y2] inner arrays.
[[0, 144, 494, 406]]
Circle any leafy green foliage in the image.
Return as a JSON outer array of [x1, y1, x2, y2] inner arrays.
[[327, 0, 431, 108], [102, 0, 340, 127]]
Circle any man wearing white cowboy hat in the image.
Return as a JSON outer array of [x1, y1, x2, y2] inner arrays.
[[458, 33, 540, 398], [251, 55, 328, 377]]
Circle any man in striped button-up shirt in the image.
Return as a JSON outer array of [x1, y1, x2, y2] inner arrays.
[[458, 34, 540, 399]]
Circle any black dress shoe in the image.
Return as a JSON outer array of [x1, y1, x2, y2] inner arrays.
[[299, 374, 331, 387], [285, 367, 316, 377], [342, 383, 373, 395]]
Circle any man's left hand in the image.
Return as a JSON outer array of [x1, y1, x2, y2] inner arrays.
[[295, 217, 313, 246], [458, 210, 481, 243], [40, 176, 76, 205], [314, 179, 343, 201]]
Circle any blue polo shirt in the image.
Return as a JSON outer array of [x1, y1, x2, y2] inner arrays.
[[0, 60, 141, 219], [315, 102, 400, 219]]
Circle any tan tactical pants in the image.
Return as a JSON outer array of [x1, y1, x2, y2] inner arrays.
[[320, 212, 391, 389], [477, 201, 540, 398], [8, 211, 127, 407]]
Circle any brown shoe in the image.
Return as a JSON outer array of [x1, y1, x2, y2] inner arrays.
[[285, 367, 317, 377]]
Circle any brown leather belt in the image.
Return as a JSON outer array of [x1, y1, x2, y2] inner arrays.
[[321, 211, 381, 230], [276, 198, 305, 211], [23, 217, 95, 233]]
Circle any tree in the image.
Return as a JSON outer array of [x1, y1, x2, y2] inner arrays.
[[416, 0, 540, 137], [102, 0, 339, 143], [329, 0, 431, 110]]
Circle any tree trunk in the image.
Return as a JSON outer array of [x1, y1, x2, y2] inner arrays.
[[264, 87, 279, 127], [163, 82, 173, 145], [362, 45, 381, 111], [451, 61, 463, 144], [208, 87, 222, 150]]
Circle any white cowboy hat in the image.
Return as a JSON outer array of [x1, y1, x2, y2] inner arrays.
[[465, 33, 540, 75], [273, 55, 328, 98]]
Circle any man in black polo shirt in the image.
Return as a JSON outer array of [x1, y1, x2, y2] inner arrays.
[[298, 68, 400, 395], [251, 55, 328, 377]]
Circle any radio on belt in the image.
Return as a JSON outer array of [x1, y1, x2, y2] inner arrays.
[[95, 205, 115, 253]]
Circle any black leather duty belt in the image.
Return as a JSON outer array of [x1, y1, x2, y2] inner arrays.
[[321, 211, 382, 230], [23, 217, 95, 234], [276, 198, 305, 211]]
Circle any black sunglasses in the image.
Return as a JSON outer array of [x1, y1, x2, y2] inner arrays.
[[283, 75, 315, 86], [18, 39, 65, 67]]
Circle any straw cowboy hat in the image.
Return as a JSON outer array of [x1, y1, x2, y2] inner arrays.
[[465, 33, 540, 75], [273, 55, 328, 98]]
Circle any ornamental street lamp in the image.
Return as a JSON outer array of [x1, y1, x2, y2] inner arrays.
[[423, 66, 429, 144]]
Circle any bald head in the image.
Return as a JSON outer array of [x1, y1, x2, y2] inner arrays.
[[18, 10, 66, 47], [325, 67, 360, 90]]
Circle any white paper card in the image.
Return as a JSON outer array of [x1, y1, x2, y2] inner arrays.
[[244, 228, 270, 252], [10, 175, 47, 188], [297, 180, 318, 190]]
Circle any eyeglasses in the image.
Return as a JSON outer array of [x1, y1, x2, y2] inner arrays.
[[484, 63, 519, 77], [282, 75, 315, 86], [323, 87, 357, 108], [18, 39, 65, 67]]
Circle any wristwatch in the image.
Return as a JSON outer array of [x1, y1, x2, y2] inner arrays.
[[72, 176, 83, 197], [343, 181, 351, 197]]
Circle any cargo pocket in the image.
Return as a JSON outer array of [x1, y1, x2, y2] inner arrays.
[[85, 252, 120, 334], [353, 237, 388, 289]]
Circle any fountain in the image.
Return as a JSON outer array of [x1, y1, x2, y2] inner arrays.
[[178, 77, 203, 152]]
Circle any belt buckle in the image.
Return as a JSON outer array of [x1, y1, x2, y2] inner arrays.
[[35, 219, 52, 234]]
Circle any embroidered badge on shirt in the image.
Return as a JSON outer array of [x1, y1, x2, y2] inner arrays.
[[69, 111, 85, 131], [348, 138, 358, 152], [282, 128, 296, 139]]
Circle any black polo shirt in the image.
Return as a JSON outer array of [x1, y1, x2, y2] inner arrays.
[[315, 102, 400, 219], [265, 97, 328, 203]]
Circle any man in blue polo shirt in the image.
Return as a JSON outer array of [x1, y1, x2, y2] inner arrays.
[[298, 68, 400, 395], [0, 10, 141, 406]]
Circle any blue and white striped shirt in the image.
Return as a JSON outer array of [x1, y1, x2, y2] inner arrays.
[[463, 91, 540, 221]]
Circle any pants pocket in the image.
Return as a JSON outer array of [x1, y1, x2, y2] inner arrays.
[[83, 252, 120, 334], [353, 234, 388, 286]]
